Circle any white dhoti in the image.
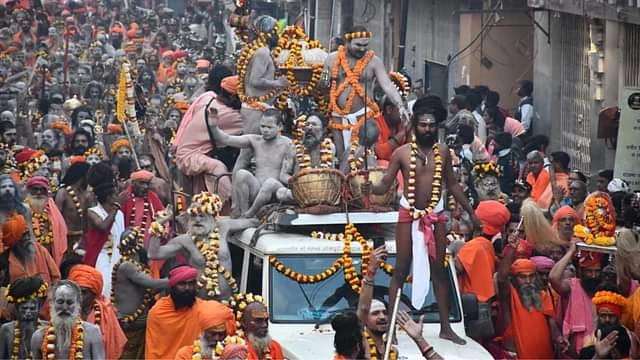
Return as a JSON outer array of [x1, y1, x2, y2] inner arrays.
[[332, 107, 368, 153], [90, 205, 125, 299], [398, 196, 445, 309]]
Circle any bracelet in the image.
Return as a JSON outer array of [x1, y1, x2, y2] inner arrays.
[[421, 345, 434, 357], [362, 278, 375, 287]]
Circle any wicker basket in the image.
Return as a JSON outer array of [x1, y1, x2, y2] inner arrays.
[[347, 168, 397, 209], [289, 168, 345, 208]]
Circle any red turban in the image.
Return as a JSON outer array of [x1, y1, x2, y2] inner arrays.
[[515, 239, 533, 259], [2, 214, 28, 248], [221, 75, 238, 94], [552, 206, 579, 225], [68, 264, 104, 296], [530, 256, 555, 271], [25, 176, 49, 189], [168, 266, 198, 288], [511, 259, 537, 275], [130, 170, 153, 182], [475, 200, 511, 236], [162, 50, 174, 58], [196, 59, 210, 70], [578, 250, 602, 269], [15, 148, 42, 165]]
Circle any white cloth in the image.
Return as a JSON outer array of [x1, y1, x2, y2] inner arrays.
[[90, 204, 125, 298], [399, 195, 444, 309], [332, 107, 368, 152], [473, 110, 487, 143]]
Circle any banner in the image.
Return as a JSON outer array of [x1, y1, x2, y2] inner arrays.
[[614, 88, 640, 191]]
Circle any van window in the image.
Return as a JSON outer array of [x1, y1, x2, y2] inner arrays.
[[247, 254, 263, 294], [229, 243, 244, 281], [269, 255, 461, 324]]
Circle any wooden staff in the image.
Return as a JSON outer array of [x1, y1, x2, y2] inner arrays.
[[363, 83, 370, 208], [383, 288, 402, 360]]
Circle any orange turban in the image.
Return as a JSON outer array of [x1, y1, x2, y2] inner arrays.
[[220, 75, 238, 94], [110, 138, 131, 155], [511, 259, 537, 275], [69, 155, 86, 166], [196, 59, 210, 70], [2, 214, 28, 248], [198, 300, 232, 333], [552, 206, 579, 226], [68, 264, 104, 296], [592, 291, 629, 319], [107, 124, 124, 134], [130, 170, 153, 182], [475, 200, 511, 236]]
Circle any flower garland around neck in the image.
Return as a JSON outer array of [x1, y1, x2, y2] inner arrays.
[[42, 319, 84, 360], [407, 139, 442, 219], [224, 293, 267, 337], [12, 320, 40, 360], [294, 138, 334, 170], [191, 335, 246, 359], [364, 328, 397, 360], [110, 228, 154, 324], [32, 210, 53, 245], [194, 230, 239, 297], [328, 45, 380, 129], [65, 186, 84, 220], [129, 192, 151, 229], [236, 27, 280, 111]]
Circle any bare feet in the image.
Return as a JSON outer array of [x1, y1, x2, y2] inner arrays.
[[439, 327, 466, 345]]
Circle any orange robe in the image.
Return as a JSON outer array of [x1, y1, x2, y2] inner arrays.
[[623, 287, 640, 332], [505, 284, 554, 359], [86, 300, 127, 360], [456, 237, 496, 302], [146, 298, 235, 360], [527, 169, 551, 204], [8, 242, 60, 285], [373, 114, 404, 161], [34, 198, 68, 266], [539, 172, 569, 211], [247, 340, 285, 360]]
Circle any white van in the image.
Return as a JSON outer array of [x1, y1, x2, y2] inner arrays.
[[227, 212, 493, 360]]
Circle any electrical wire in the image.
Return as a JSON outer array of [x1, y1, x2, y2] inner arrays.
[[448, 0, 503, 66]]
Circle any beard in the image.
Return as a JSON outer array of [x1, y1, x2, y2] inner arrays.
[[51, 306, 80, 351], [581, 277, 599, 294], [415, 131, 436, 147], [70, 146, 87, 155], [517, 283, 542, 311], [189, 220, 214, 238], [199, 335, 214, 358], [170, 287, 196, 310], [248, 332, 271, 359], [0, 192, 17, 211], [302, 132, 321, 149], [28, 195, 48, 212]]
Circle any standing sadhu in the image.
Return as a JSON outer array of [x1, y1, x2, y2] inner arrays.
[[365, 98, 481, 344]]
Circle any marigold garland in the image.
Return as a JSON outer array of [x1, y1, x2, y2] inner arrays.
[[41, 319, 84, 359], [472, 161, 501, 179], [195, 230, 239, 297], [344, 31, 373, 41], [65, 186, 84, 221], [214, 335, 246, 357], [110, 228, 154, 324], [32, 210, 53, 246], [408, 140, 442, 219], [364, 328, 397, 360], [574, 192, 616, 246], [225, 293, 267, 337], [12, 320, 41, 360], [388, 71, 410, 99], [236, 27, 280, 110], [5, 282, 48, 304]]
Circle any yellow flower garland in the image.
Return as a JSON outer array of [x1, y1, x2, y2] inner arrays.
[[364, 328, 397, 360], [471, 161, 501, 179], [195, 230, 239, 297], [214, 335, 246, 357], [32, 210, 53, 246], [236, 27, 280, 110], [407, 141, 442, 219], [5, 282, 48, 304], [42, 319, 84, 359]]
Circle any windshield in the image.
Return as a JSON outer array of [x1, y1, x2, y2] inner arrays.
[[269, 255, 461, 324]]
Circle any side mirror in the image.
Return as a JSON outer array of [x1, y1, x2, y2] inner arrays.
[[461, 293, 479, 321]]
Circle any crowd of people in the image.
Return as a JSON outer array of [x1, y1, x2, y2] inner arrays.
[[0, 0, 639, 359]]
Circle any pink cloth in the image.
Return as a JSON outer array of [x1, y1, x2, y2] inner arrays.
[[48, 198, 68, 266], [557, 277, 595, 354], [398, 206, 446, 261], [504, 117, 526, 137], [174, 96, 242, 202]]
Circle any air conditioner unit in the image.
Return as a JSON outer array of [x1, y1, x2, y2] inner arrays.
[[528, 0, 545, 8]]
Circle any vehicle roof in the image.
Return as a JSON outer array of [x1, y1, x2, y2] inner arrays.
[[232, 227, 398, 255]]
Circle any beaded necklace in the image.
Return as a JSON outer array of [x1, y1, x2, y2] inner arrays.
[[129, 193, 151, 229], [65, 186, 84, 220], [41, 319, 84, 359], [110, 257, 154, 324]]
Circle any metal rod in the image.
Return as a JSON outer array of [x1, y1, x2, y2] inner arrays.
[[383, 288, 402, 360]]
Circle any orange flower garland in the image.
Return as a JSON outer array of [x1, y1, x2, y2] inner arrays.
[[408, 140, 443, 219], [42, 319, 84, 359], [32, 210, 53, 246], [236, 27, 280, 111], [592, 290, 630, 308], [575, 192, 616, 246], [389, 71, 410, 99], [344, 31, 373, 41]]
